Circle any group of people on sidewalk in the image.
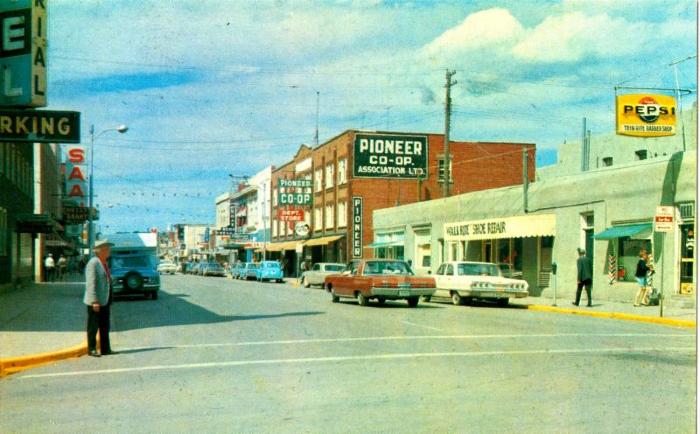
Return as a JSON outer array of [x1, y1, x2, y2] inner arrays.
[[573, 247, 656, 308]]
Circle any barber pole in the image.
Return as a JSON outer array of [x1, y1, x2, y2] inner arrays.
[[608, 254, 617, 285]]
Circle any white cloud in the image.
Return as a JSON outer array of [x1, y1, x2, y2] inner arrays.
[[422, 8, 523, 57]]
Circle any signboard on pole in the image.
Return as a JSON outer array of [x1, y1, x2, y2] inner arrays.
[[353, 133, 428, 179], [352, 196, 363, 258], [63, 206, 89, 224], [654, 206, 674, 232], [0, 109, 80, 142], [278, 178, 312, 206], [65, 144, 87, 206], [277, 208, 304, 222], [0, 0, 47, 107], [616, 94, 676, 137]]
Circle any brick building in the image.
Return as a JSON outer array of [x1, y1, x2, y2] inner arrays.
[[268, 129, 535, 276]]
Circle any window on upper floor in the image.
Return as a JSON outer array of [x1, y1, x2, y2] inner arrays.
[[437, 157, 453, 183], [337, 159, 347, 185], [314, 169, 322, 193], [325, 204, 334, 229], [314, 207, 323, 230], [337, 201, 347, 227], [325, 164, 334, 189]]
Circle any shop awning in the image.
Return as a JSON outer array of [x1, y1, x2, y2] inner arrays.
[[367, 240, 404, 248], [444, 214, 556, 241], [16, 213, 62, 234], [264, 240, 300, 252], [304, 235, 343, 247], [594, 223, 653, 240]]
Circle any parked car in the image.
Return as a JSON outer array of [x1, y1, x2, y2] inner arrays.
[[324, 259, 435, 307], [157, 260, 177, 275], [202, 262, 226, 277], [428, 261, 529, 306], [228, 262, 241, 278], [235, 262, 258, 280], [301, 262, 345, 287], [255, 261, 284, 282], [189, 263, 203, 275]]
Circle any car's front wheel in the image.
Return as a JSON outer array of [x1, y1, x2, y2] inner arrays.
[[150, 291, 158, 300], [497, 298, 509, 307], [407, 297, 419, 308], [421, 295, 431, 302], [451, 292, 463, 306], [302, 277, 310, 288], [357, 292, 369, 306], [331, 289, 339, 303]]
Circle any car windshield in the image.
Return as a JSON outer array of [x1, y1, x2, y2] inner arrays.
[[363, 261, 413, 275], [207, 263, 222, 269], [112, 255, 153, 269], [263, 262, 280, 268], [248, 264, 259, 269], [325, 264, 345, 272], [457, 263, 501, 277]]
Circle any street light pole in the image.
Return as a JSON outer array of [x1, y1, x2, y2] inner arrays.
[[87, 124, 128, 256]]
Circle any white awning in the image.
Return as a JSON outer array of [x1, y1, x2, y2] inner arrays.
[[444, 214, 556, 241]]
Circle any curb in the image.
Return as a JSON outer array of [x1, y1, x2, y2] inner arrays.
[[525, 304, 696, 328], [0, 342, 87, 377]]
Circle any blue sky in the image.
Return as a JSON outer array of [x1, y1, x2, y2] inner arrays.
[[46, 0, 697, 233]]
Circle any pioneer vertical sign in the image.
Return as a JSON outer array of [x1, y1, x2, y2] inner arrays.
[[0, 0, 47, 107], [352, 196, 363, 258], [353, 133, 427, 178]]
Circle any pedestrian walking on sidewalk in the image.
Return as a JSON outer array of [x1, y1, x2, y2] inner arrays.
[[634, 250, 651, 307], [57, 255, 67, 281], [573, 248, 593, 307], [44, 254, 55, 282], [83, 239, 115, 357]]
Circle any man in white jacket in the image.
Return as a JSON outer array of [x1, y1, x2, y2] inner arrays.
[[83, 239, 115, 357]]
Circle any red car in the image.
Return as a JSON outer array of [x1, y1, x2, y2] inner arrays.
[[324, 259, 436, 307]]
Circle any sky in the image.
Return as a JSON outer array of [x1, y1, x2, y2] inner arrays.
[[46, 0, 697, 233]]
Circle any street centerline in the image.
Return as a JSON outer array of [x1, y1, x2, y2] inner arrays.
[[20, 346, 695, 380]]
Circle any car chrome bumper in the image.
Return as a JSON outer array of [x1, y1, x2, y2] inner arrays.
[[371, 287, 436, 297], [456, 289, 528, 299]]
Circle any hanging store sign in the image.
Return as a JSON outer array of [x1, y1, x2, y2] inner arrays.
[[294, 222, 310, 237], [616, 94, 676, 137], [63, 206, 89, 224], [0, 0, 47, 107], [352, 196, 363, 258], [65, 145, 87, 206], [277, 208, 304, 222], [654, 206, 674, 232], [0, 109, 80, 142], [278, 178, 312, 205], [445, 214, 556, 241], [353, 133, 428, 179]]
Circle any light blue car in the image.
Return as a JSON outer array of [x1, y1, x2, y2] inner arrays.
[[255, 261, 284, 282]]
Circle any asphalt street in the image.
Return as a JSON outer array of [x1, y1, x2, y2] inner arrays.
[[1, 274, 696, 433]]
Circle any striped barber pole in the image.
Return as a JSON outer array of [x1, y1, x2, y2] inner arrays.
[[608, 254, 617, 285], [646, 253, 655, 288]]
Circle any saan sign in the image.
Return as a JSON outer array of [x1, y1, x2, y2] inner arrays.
[[0, 0, 47, 107], [353, 133, 427, 179], [65, 145, 87, 206]]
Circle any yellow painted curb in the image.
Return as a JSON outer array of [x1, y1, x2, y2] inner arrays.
[[0, 342, 87, 377], [526, 304, 696, 328]]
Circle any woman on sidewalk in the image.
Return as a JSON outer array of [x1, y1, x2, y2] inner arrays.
[[634, 250, 650, 307]]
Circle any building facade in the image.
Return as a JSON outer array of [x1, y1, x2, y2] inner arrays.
[[269, 129, 535, 276], [374, 150, 696, 305]]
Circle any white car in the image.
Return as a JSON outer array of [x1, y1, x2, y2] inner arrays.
[[300, 262, 346, 287], [157, 260, 178, 275], [428, 261, 528, 306]]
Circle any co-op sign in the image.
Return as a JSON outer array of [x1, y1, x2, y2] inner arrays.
[[616, 94, 676, 137], [353, 133, 427, 179]]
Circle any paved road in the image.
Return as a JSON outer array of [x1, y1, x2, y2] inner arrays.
[[1, 274, 695, 433]]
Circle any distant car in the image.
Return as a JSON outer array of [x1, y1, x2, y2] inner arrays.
[[238, 262, 258, 280], [157, 260, 177, 275], [228, 262, 241, 278], [255, 261, 284, 282], [429, 261, 529, 306], [110, 254, 160, 300], [189, 263, 203, 275], [301, 262, 345, 287], [324, 259, 436, 307], [202, 262, 225, 277]]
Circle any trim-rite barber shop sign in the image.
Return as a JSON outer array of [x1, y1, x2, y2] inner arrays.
[[352, 196, 363, 258], [353, 133, 427, 179]]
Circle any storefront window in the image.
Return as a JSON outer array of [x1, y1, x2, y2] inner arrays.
[[616, 237, 651, 282], [680, 224, 695, 294]]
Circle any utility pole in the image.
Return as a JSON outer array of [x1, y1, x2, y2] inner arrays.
[[669, 55, 695, 152], [443, 69, 457, 199]]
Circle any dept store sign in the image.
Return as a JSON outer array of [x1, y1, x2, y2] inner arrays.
[[353, 133, 427, 179]]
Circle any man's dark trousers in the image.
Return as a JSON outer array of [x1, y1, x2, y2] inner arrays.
[[575, 279, 593, 306], [86, 304, 111, 353]]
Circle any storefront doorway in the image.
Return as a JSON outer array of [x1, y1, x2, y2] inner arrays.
[[680, 223, 694, 294]]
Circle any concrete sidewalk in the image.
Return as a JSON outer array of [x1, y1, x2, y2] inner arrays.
[[0, 281, 87, 360], [511, 295, 696, 326]]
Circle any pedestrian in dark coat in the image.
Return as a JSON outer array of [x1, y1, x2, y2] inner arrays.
[[573, 248, 593, 307]]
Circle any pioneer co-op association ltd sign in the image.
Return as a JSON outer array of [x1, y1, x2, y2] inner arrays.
[[353, 133, 428, 178]]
